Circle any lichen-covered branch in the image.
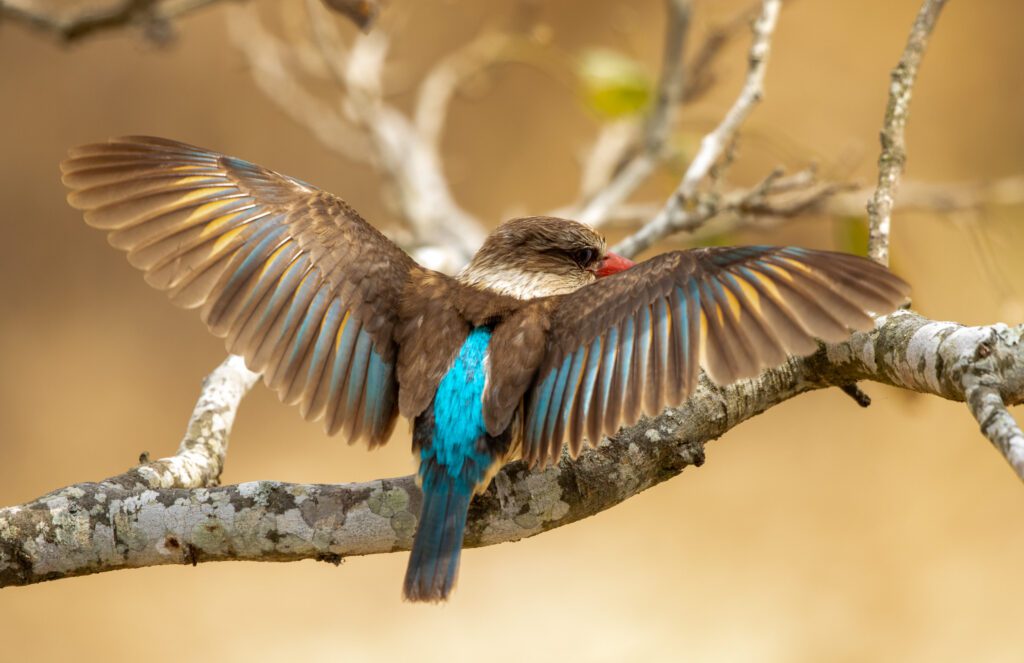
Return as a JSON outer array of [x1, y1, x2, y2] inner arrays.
[[614, 0, 781, 257], [102, 355, 257, 493], [866, 0, 949, 266], [3, 311, 1022, 587]]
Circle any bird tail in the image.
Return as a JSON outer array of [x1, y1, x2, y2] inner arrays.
[[403, 468, 473, 603]]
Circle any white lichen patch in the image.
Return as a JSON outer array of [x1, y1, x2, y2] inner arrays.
[[272, 508, 316, 552], [288, 485, 309, 504], [0, 518, 17, 540], [523, 470, 570, 525], [479, 468, 568, 544], [191, 517, 231, 554], [329, 499, 402, 555], [390, 511, 416, 543], [367, 486, 409, 518], [237, 481, 270, 504], [51, 508, 92, 550]]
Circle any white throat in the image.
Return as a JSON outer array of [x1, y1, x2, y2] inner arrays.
[[456, 266, 581, 300]]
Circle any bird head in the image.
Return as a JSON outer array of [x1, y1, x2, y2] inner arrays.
[[457, 216, 635, 299]]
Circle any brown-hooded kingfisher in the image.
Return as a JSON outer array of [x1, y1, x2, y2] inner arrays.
[[61, 137, 910, 602]]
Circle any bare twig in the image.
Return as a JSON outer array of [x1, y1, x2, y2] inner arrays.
[[826, 174, 1024, 218], [226, 1, 489, 272], [341, 29, 486, 269], [681, 2, 761, 103], [644, 0, 694, 153], [0, 0, 208, 42], [0, 0, 373, 42], [866, 0, 949, 266], [575, 0, 692, 225], [596, 166, 846, 247], [614, 0, 782, 258]]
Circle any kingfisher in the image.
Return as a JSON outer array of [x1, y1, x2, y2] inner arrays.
[[61, 136, 910, 602]]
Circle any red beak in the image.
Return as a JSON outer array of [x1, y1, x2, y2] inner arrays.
[[595, 251, 635, 278]]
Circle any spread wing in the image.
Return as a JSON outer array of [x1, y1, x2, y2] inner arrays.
[[522, 246, 910, 467], [62, 136, 416, 446]]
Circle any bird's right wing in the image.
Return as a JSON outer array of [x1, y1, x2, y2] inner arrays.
[[521, 246, 910, 467], [62, 136, 418, 446]]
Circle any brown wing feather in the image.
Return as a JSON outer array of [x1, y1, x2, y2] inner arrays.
[[62, 136, 417, 446], [521, 246, 910, 467]]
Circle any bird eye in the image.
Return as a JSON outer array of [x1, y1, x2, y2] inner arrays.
[[571, 248, 598, 267]]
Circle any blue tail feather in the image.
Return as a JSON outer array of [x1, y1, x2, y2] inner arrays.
[[403, 326, 510, 603], [403, 467, 474, 602]]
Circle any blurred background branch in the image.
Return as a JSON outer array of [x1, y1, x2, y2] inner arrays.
[[612, 0, 782, 257], [0, 0, 377, 42]]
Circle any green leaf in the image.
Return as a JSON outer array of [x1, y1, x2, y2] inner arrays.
[[577, 48, 652, 119]]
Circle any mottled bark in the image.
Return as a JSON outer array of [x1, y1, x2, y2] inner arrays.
[[3, 310, 1021, 588], [866, 0, 949, 265]]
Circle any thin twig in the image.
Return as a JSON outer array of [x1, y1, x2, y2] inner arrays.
[[596, 165, 843, 246], [681, 1, 762, 103], [341, 29, 487, 268], [614, 0, 782, 258], [644, 0, 694, 153], [0, 0, 373, 42], [866, 0, 949, 266], [227, 1, 489, 271], [575, 0, 692, 225]]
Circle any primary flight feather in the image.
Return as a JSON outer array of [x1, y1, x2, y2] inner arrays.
[[62, 136, 910, 602]]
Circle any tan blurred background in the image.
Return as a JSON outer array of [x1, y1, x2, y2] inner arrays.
[[2, 0, 1024, 660]]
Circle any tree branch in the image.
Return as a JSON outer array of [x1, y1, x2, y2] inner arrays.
[[614, 0, 782, 258], [1, 0, 202, 42], [866, 0, 949, 266], [227, 1, 488, 273], [574, 0, 692, 225], [0, 0, 373, 42], [3, 311, 1022, 587]]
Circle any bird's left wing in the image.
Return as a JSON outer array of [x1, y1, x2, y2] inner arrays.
[[62, 136, 417, 446], [521, 246, 910, 467]]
